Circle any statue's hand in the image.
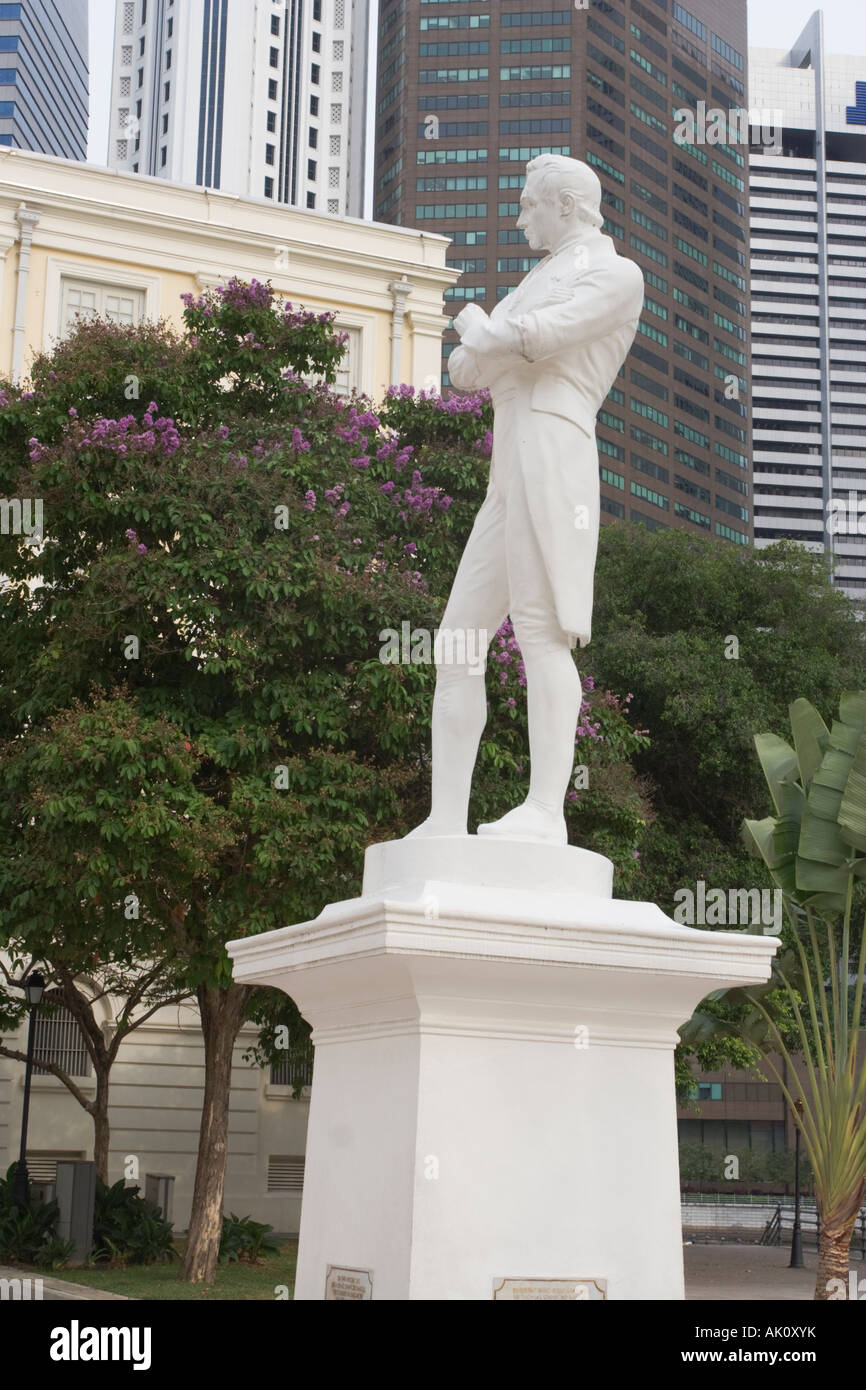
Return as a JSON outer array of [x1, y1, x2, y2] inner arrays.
[[459, 313, 524, 359], [453, 304, 489, 339]]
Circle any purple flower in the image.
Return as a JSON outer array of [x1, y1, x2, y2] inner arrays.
[[304, 490, 317, 511], [292, 427, 311, 453], [137, 543, 148, 554], [217, 425, 230, 439], [350, 455, 370, 469], [404, 542, 417, 556], [125, 529, 138, 541]]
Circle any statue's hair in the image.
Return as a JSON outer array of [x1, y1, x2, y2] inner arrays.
[[525, 154, 604, 229]]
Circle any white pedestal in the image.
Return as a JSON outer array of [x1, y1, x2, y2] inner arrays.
[[227, 838, 777, 1301]]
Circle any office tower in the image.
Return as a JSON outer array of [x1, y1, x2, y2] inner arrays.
[[107, 0, 371, 216], [374, 0, 753, 546], [0, 0, 88, 157], [750, 13, 866, 606]]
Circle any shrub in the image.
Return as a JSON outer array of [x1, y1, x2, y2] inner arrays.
[[219, 1212, 281, 1264], [90, 1178, 176, 1266], [0, 1162, 73, 1267]]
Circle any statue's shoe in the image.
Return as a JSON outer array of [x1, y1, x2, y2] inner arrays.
[[403, 817, 468, 840], [477, 801, 567, 845]]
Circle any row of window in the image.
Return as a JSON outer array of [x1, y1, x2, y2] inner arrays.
[[418, 38, 571, 56]]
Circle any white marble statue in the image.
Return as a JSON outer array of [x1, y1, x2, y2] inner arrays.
[[408, 154, 645, 846]]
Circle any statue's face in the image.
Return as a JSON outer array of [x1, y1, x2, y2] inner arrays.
[[517, 173, 572, 253]]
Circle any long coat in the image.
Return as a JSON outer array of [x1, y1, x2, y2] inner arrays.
[[449, 228, 645, 646]]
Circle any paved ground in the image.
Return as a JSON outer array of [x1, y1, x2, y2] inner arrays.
[[684, 1243, 819, 1300]]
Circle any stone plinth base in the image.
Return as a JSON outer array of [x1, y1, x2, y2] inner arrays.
[[227, 837, 777, 1301]]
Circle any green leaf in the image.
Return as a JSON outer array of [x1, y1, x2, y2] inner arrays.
[[789, 697, 830, 790]]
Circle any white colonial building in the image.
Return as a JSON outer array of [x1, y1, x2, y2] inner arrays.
[[0, 147, 454, 391]]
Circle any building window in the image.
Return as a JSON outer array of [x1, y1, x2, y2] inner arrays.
[[119, 75, 131, 96], [139, 36, 145, 56], [270, 46, 279, 68], [332, 70, 343, 92], [116, 139, 128, 159], [33, 999, 91, 1078], [137, 67, 143, 87], [270, 14, 280, 36], [312, 31, 321, 53], [122, 2, 134, 37], [328, 166, 340, 187], [267, 110, 276, 132], [162, 112, 168, 133], [268, 78, 277, 100], [264, 176, 274, 198], [330, 102, 342, 122], [333, 40, 344, 61], [306, 191, 316, 209], [308, 158, 317, 179], [167, 17, 172, 37], [160, 145, 166, 166], [163, 80, 169, 101], [311, 63, 320, 84], [266, 143, 275, 165], [316, 0, 324, 21], [165, 48, 171, 69], [329, 134, 340, 155], [309, 126, 318, 148], [328, 198, 339, 214], [310, 94, 319, 115], [61, 278, 144, 337], [121, 45, 132, 65]]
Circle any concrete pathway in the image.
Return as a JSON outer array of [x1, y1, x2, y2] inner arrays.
[[684, 1243, 820, 1300]]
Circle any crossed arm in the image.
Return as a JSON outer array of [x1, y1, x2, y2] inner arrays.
[[448, 263, 644, 392]]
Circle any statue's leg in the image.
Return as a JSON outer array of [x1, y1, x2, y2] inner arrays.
[[404, 492, 509, 839], [478, 461, 580, 845]]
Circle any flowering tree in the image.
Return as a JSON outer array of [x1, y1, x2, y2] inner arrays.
[[0, 280, 651, 1283]]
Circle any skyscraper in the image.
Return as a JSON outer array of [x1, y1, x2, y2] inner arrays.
[[0, 0, 88, 158], [374, 0, 753, 547], [107, 0, 371, 217], [749, 12, 866, 607]]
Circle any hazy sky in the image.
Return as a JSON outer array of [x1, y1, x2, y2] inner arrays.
[[85, 0, 866, 165]]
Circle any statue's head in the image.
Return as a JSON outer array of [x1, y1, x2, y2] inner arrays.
[[518, 154, 604, 253]]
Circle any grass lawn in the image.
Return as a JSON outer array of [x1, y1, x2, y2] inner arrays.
[[28, 1239, 298, 1300]]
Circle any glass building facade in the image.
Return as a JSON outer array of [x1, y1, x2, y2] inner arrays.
[[0, 0, 88, 158]]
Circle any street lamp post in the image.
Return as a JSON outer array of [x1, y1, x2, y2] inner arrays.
[[12, 971, 45, 1208], [790, 1098, 805, 1269]]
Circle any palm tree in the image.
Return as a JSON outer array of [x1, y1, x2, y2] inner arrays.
[[738, 693, 866, 1298]]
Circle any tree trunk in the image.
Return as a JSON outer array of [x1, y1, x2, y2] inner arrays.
[[815, 1220, 855, 1299], [180, 983, 251, 1284], [92, 1065, 111, 1184]]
